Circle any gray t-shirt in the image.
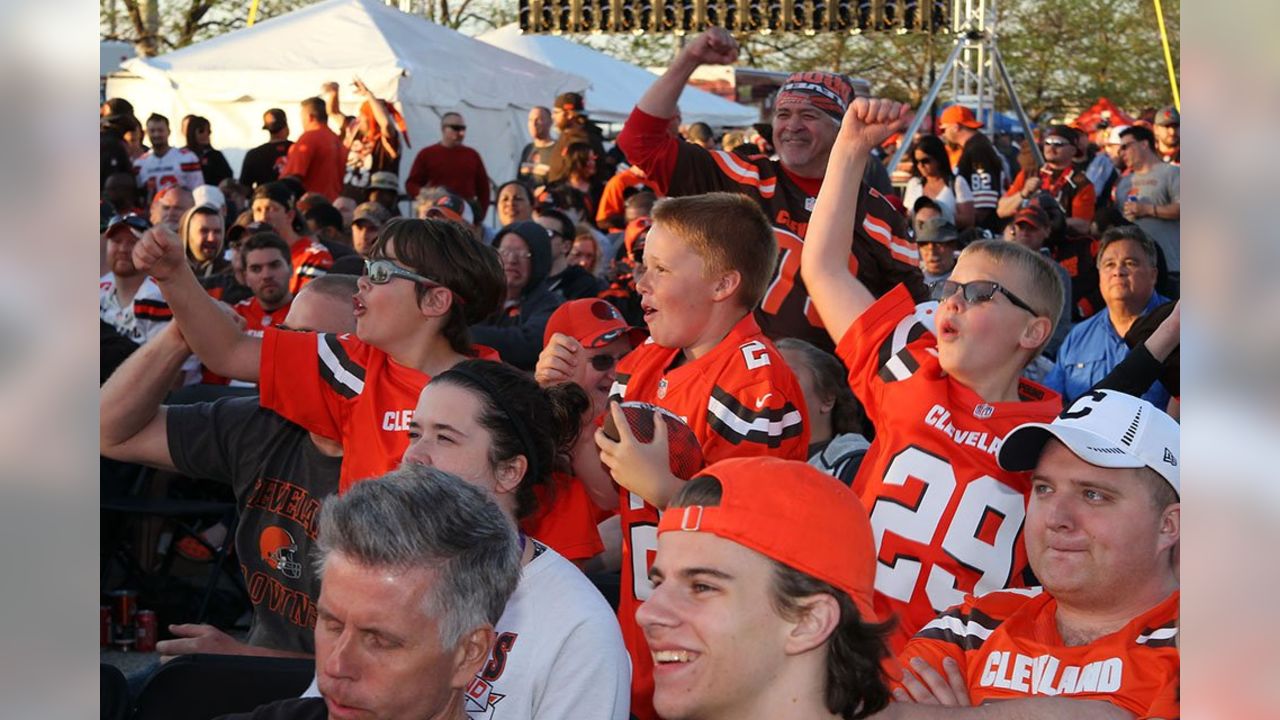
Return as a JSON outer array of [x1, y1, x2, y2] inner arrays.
[[1116, 162, 1180, 271], [167, 396, 341, 654]]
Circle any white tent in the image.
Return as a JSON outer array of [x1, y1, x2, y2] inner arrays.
[[477, 24, 758, 128], [105, 0, 588, 189]]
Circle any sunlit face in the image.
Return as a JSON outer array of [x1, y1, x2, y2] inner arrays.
[[932, 252, 1039, 380], [772, 104, 838, 177], [939, 123, 963, 147], [913, 151, 942, 179], [145, 119, 170, 150], [582, 337, 630, 412], [636, 531, 798, 720], [106, 228, 140, 277], [186, 212, 224, 263], [1041, 136, 1076, 168], [527, 107, 551, 140], [1026, 441, 1177, 607], [1098, 239, 1157, 311], [440, 114, 466, 148], [1154, 123, 1179, 149], [497, 185, 533, 227], [315, 552, 471, 720], [634, 222, 727, 358], [404, 382, 503, 499], [353, 238, 428, 347], [152, 189, 193, 231], [352, 221, 380, 257], [252, 197, 294, 237], [244, 247, 292, 309], [568, 236, 598, 271], [282, 285, 356, 335]]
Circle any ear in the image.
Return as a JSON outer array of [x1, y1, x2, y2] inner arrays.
[[1156, 503, 1180, 555], [494, 455, 528, 498], [818, 394, 836, 416], [1018, 315, 1052, 351], [418, 285, 455, 320], [709, 269, 742, 304], [783, 593, 841, 657], [449, 625, 495, 690]]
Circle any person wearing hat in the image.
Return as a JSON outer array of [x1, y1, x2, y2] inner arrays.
[[101, 213, 169, 346], [998, 125, 1095, 234], [914, 215, 962, 286], [895, 389, 1179, 719], [239, 108, 293, 190], [348, 201, 392, 258], [472, 220, 565, 370], [365, 170, 402, 215], [617, 28, 926, 354], [937, 104, 1009, 233], [405, 111, 491, 218], [1102, 125, 1131, 173], [250, 181, 335, 294], [547, 91, 613, 187], [637, 456, 892, 720], [1005, 205, 1074, 359], [535, 297, 646, 420], [1153, 106, 1179, 165]]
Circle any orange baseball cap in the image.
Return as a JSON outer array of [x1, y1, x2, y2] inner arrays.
[[624, 216, 652, 260], [543, 298, 646, 349], [939, 104, 983, 129], [657, 456, 878, 622]]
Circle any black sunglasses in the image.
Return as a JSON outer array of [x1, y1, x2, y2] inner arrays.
[[445, 124, 466, 131], [106, 214, 151, 235], [929, 279, 1038, 316], [588, 353, 619, 372]]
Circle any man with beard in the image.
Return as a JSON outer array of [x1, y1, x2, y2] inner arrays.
[[234, 232, 296, 335]]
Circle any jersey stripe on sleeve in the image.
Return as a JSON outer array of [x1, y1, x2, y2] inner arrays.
[[706, 386, 804, 447], [317, 334, 365, 399]]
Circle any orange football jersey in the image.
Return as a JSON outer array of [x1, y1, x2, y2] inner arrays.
[[898, 588, 1179, 716], [609, 313, 809, 720], [836, 284, 1061, 652]]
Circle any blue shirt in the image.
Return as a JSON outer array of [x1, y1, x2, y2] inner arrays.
[[1045, 293, 1170, 409]]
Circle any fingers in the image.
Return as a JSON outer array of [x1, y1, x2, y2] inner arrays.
[[166, 623, 210, 637], [896, 664, 936, 704], [941, 657, 971, 705], [649, 409, 669, 452], [909, 657, 958, 705]]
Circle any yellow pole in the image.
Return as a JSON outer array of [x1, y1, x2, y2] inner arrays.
[[247, 0, 261, 27], [1152, 0, 1180, 111]]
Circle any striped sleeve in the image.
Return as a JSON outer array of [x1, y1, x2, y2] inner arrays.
[[892, 594, 1002, 693], [835, 284, 931, 423], [705, 386, 804, 449], [258, 327, 352, 442]]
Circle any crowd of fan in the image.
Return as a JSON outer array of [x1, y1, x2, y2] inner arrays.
[[100, 27, 1181, 720]]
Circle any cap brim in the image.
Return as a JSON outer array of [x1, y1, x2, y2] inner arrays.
[[582, 325, 645, 349], [998, 424, 1146, 473]]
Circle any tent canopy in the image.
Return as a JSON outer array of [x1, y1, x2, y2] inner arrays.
[[108, 0, 588, 188], [1073, 97, 1136, 132], [477, 24, 758, 128]]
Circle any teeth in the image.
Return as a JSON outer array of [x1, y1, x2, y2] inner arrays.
[[653, 650, 692, 664]]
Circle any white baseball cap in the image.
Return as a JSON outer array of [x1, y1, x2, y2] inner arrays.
[[998, 390, 1180, 496], [1107, 125, 1131, 145], [193, 184, 226, 212]]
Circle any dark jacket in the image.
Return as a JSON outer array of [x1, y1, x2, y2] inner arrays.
[[471, 221, 565, 370]]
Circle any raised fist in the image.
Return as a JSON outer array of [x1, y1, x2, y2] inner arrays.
[[131, 226, 188, 282], [680, 27, 740, 67], [836, 97, 912, 153]]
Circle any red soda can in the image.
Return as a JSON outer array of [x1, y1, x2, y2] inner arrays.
[[136, 610, 158, 652], [100, 606, 110, 648], [108, 590, 138, 650]]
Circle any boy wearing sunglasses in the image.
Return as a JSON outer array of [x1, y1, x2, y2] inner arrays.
[[802, 97, 1065, 653], [131, 217, 505, 494]]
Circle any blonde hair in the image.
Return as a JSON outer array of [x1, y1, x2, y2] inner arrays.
[[651, 192, 777, 310], [959, 239, 1064, 351]]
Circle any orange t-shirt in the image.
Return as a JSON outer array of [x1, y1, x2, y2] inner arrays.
[[521, 471, 605, 563], [897, 588, 1179, 716]]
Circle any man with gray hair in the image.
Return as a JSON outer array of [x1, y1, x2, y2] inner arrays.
[[219, 464, 522, 720]]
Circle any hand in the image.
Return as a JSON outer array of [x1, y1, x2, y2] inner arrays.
[[534, 332, 589, 389], [679, 27, 740, 67], [1022, 176, 1042, 197], [1122, 199, 1145, 219], [836, 98, 912, 154], [595, 403, 681, 507], [352, 76, 373, 99], [156, 623, 249, 660], [132, 226, 188, 282], [893, 656, 972, 705]]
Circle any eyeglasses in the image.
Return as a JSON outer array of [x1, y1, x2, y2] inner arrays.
[[445, 124, 466, 132], [588, 353, 620, 372], [929, 279, 1039, 316], [1042, 139, 1072, 147], [497, 248, 532, 261], [365, 258, 445, 289], [913, 156, 934, 165]]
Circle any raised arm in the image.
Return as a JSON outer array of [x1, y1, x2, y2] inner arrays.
[[99, 322, 191, 470], [801, 98, 911, 343], [132, 226, 262, 381], [353, 77, 398, 159], [635, 28, 739, 119]]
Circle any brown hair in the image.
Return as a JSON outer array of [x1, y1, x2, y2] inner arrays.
[[651, 192, 778, 311], [369, 219, 505, 355]]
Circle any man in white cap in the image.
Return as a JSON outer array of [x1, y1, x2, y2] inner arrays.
[[894, 389, 1179, 719]]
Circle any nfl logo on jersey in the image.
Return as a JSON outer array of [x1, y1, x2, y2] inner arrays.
[[973, 403, 995, 419]]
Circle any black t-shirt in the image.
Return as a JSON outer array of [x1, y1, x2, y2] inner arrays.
[[547, 264, 603, 301], [341, 128, 401, 201], [216, 697, 328, 720], [518, 141, 555, 187], [241, 140, 294, 189], [167, 396, 341, 654]]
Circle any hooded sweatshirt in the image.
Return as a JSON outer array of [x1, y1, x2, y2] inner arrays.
[[471, 221, 565, 370]]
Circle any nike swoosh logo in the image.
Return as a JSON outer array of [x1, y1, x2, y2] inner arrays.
[[755, 393, 773, 409]]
